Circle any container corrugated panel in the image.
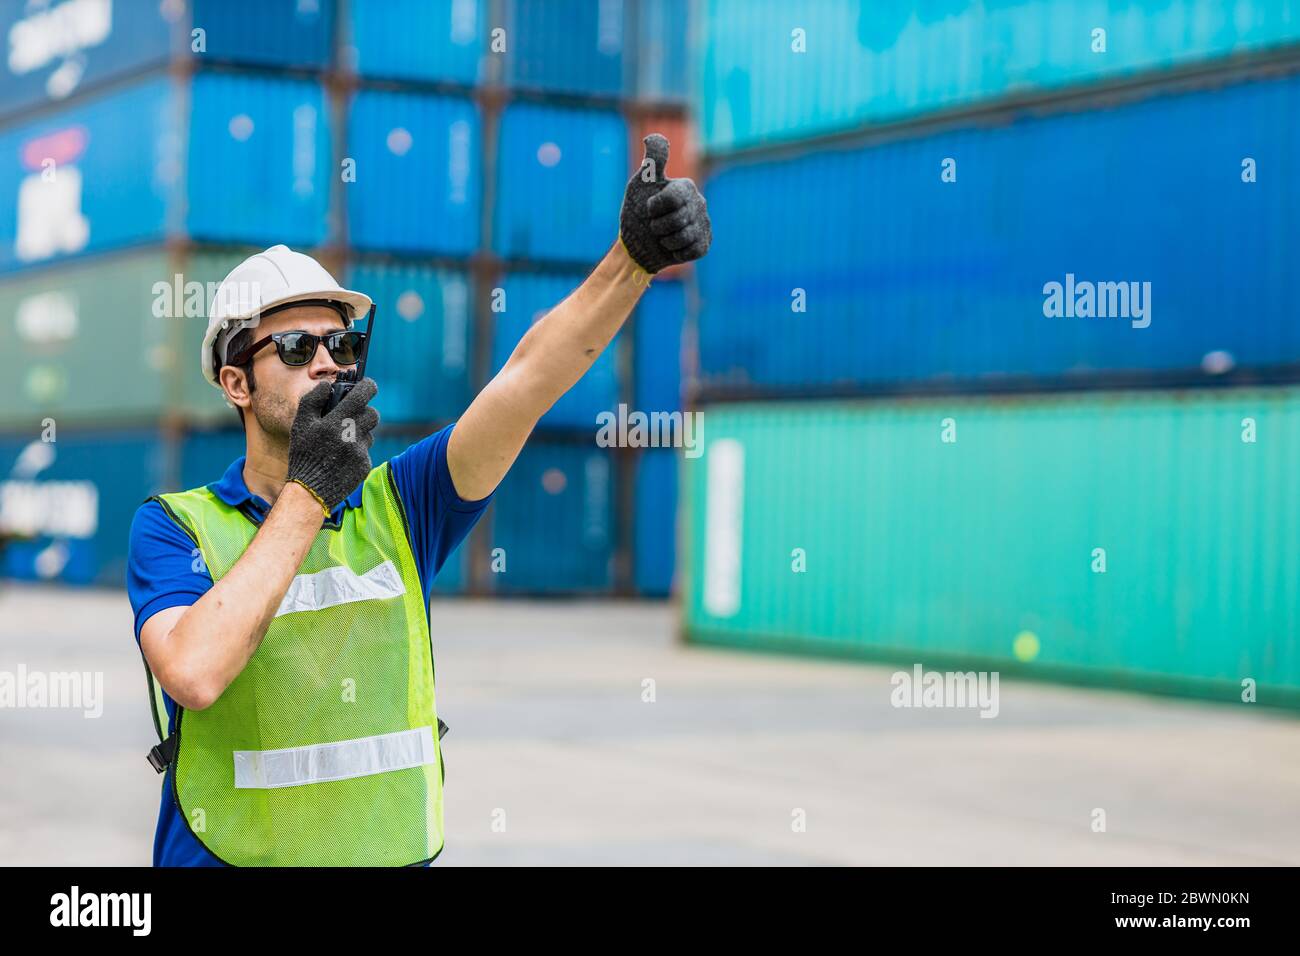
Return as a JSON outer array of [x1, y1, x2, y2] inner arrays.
[[488, 440, 614, 593], [187, 73, 333, 246], [635, 0, 689, 102], [346, 260, 472, 422], [346, 90, 480, 255], [684, 390, 1300, 706], [698, 0, 1300, 153], [503, 0, 626, 96], [633, 448, 677, 595], [493, 104, 627, 262], [346, 0, 483, 84], [634, 278, 685, 414], [0, 249, 175, 425], [190, 0, 333, 68], [0, 0, 175, 120], [0, 75, 177, 275], [699, 73, 1300, 395], [0, 428, 167, 586], [491, 272, 620, 429]]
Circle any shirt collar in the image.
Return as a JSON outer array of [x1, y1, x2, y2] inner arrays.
[[212, 455, 364, 523]]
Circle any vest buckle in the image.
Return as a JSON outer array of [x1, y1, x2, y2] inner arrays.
[[147, 734, 177, 773]]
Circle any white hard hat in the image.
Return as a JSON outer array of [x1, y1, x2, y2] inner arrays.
[[201, 245, 372, 390]]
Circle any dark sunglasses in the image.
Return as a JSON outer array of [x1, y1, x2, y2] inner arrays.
[[227, 328, 368, 368]]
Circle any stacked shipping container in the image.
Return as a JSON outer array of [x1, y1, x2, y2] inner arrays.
[[0, 0, 691, 596], [684, 0, 1300, 705]]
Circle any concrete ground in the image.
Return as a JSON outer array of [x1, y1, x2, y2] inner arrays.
[[1, 582, 1296, 866]]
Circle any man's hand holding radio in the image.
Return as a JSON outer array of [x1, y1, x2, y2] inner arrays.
[[287, 377, 381, 514]]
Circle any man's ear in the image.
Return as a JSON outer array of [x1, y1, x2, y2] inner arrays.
[[218, 365, 253, 411]]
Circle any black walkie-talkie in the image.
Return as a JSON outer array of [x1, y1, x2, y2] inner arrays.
[[325, 303, 376, 413]]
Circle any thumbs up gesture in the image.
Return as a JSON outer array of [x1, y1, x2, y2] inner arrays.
[[619, 133, 712, 274]]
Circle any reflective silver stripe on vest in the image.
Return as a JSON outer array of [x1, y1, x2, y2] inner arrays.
[[233, 726, 437, 789], [274, 559, 405, 617]]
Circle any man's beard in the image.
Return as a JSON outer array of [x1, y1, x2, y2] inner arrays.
[[248, 387, 299, 447]]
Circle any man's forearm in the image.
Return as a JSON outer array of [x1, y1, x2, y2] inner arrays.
[[508, 240, 648, 411], [447, 241, 649, 500], [160, 482, 324, 708]]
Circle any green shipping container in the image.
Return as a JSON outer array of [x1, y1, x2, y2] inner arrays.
[[0, 251, 172, 427], [0, 247, 263, 429], [683, 389, 1300, 707], [698, 0, 1300, 153]]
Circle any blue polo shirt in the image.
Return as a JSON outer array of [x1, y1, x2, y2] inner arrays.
[[126, 424, 490, 867]]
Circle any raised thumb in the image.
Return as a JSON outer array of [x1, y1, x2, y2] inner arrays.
[[639, 133, 670, 183]]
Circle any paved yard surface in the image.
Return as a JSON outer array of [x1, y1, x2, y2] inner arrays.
[[1, 583, 1296, 866]]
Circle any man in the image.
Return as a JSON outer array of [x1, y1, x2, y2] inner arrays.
[[126, 135, 709, 866]]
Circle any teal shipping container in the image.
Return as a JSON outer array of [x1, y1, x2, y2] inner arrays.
[[684, 389, 1300, 707], [697, 0, 1300, 153]]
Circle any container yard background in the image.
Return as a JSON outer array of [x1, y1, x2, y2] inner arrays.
[[1, 0, 1298, 867]]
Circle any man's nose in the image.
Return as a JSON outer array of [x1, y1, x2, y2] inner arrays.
[[308, 339, 341, 378]]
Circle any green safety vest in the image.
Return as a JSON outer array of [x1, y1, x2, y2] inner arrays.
[[143, 462, 445, 866]]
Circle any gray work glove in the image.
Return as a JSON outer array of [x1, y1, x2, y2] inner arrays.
[[619, 133, 712, 274], [286, 377, 380, 513]]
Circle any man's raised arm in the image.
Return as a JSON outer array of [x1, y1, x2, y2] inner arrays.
[[448, 134, 711, 501]]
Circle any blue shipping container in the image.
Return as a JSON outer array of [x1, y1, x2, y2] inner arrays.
[[0, 0, 338, 122], [698, 0, 1300, 153], [698, 73, 1300, 394], [633, 448, 677, 596], [503, 0, 625, 96], [0, 429, 166, 586], [0, 76, 176, 274], [346, 0, 483, 84], [187, 72, 333, 246], [636, 0, 689, 102], [494, 103, 626, 262], [178, 429, 244, 492], [347, 260, 473, 422], [491, 272, 621, 429], [191, 0, 334, 69], [488, 440, 614, 593], [0, 0, 174, 120], [0, 73, 333, 275], [635, 279, 685, 413], [346, 90, 480, 255]]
